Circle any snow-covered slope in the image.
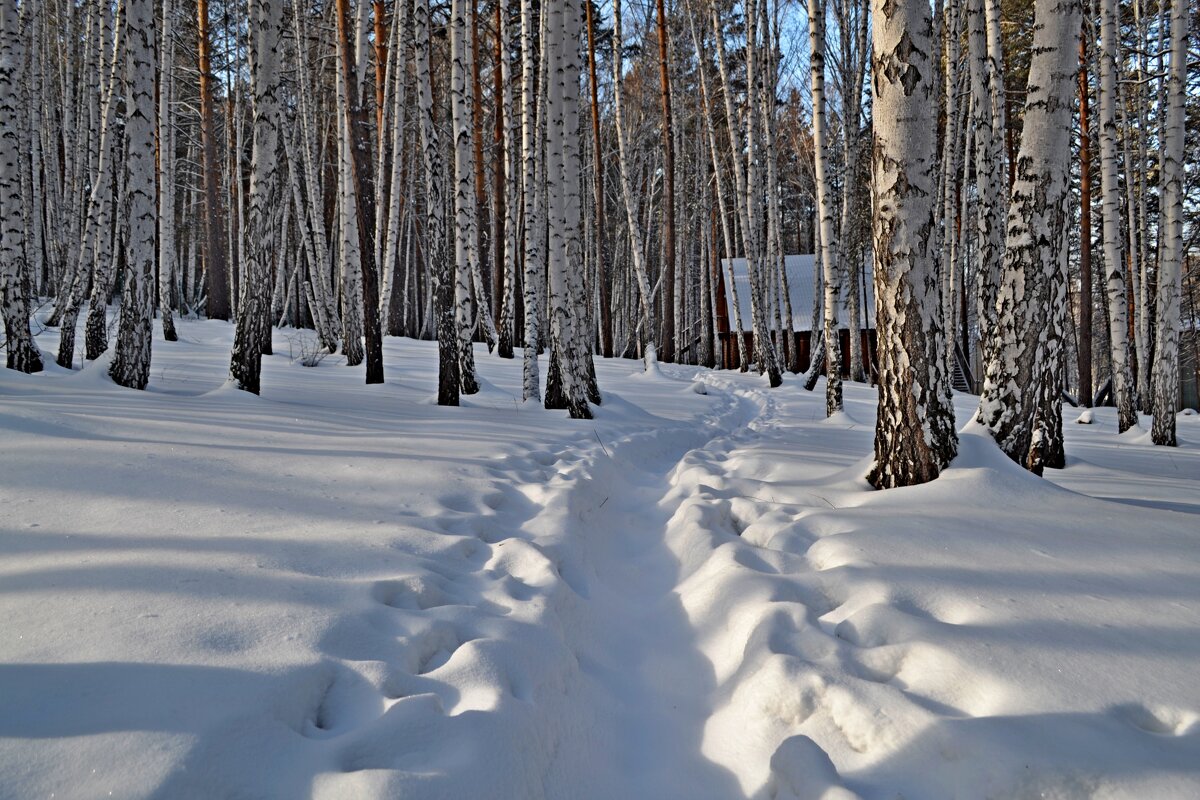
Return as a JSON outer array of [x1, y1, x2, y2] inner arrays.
[[2, 318, 1197, 799]]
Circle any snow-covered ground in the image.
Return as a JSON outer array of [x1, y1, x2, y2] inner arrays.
[[2, 317, 1198, 800]]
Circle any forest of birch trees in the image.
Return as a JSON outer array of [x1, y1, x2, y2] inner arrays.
[[0, 0, 1196, 486]]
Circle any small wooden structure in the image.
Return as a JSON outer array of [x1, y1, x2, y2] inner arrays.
[[716, 255, 877, 377]]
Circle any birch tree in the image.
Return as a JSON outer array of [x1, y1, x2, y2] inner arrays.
[[965, 0, 1008, 364], [82, 1, 131, 363], [416, 0, 459, 404], [612, 0, 656, 364], [0, 0, 42, 373], [654, 0, 676, 362], [808, 0, 842, 415], [543, 0, 591, 419], [1151, 0, 1187, 446], [109, 0, 156, 389], [378, 0, 409, 335], [334, 0, 384, 384], [520, 0, 543, 400], [230, 0, 285, 394], [289, 0, 340, 351], [497, 0, 520, 360], [869, 0, 958, 489], [1097, 0, 1137, 432], [710, 0, 782, 386], [450, 0, 480, 395], [157, 0, 178, 342], [976, 0, 1081, 465]]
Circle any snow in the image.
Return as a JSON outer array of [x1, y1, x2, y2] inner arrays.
[[2, 315, 1199, 799]]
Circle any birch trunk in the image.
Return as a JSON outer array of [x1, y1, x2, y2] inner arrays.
[[498, 0, 520, 360], [1151, 0, 1186, 446], [334, 0, 384, 383], [289, 0, 339, 350], [612, 0, 656, 363], [1097, 0, 1137, 432], [838, 0, 869, 383], [336, 55, 365, 367], [0, 0, 42, 373], [109, 0, 156, 389], [451, 0, 479, 394], [939, 2, 962, 357], [976, 0, 1081, 464], [973, 0, 1008, 357], [710, 0, 782, 385], [654, 0, 676, 362], [416, 0, 458, 405], [869, 0, 958, 489], [378, 0, 408, 333], [808, 0, 842, 415], [83, 1, 128, 363], [157, 0, 178, 342], [543, 0, 591, 419], [519, 0, 544, 399], [57, 2, 120, 367], [684, 3, 746, 371], [230, 0, 285, 394]]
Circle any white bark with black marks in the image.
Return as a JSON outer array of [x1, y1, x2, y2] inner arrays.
[[977, 0, 1081, 464], [1097, 0, 1137, 432], [109, 0, 157, 389], [416, 0, 459, 406], [869, 0, 958, 489], [451, 0, 480, 395], [0, 0, 42, 373], [808, 0, 842, 414], [230, 0, 285, 394], [1151, 0, 1186, 447]]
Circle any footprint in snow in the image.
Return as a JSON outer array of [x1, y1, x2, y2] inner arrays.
[[1116, 702, 1200, 736]]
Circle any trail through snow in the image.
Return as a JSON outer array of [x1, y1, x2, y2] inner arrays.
[[3, 316, 1199, 799]]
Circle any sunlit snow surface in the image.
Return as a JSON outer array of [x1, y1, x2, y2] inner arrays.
[[2, 315, 1198, 799]]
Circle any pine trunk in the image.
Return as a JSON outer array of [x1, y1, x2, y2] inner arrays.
[[197, 0, 229, 321], [335, 0, 384, 384]]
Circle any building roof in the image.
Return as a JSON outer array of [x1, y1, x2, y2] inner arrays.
[[721, 254, 875, 333]]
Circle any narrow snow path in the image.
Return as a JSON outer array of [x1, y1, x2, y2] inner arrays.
[[526, 382, 766, 798], [288, 362, 775, 800]]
